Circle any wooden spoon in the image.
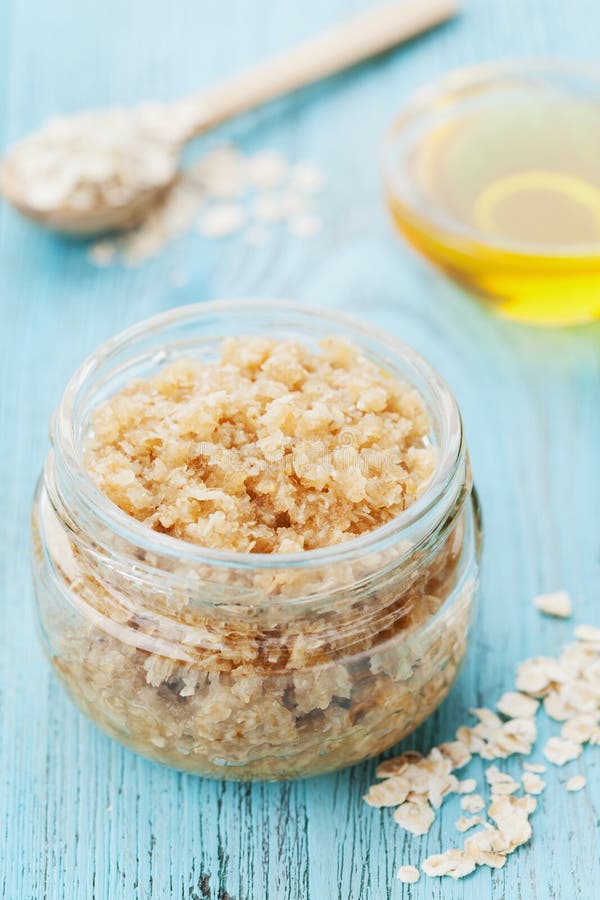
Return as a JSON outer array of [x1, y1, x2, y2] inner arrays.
[[0, 0, 457, 236]]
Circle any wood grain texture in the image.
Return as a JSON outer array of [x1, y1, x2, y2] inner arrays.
[[0, 1, 599, 898]]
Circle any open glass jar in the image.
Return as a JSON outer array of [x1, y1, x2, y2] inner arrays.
[[31, 301, 481, 781]]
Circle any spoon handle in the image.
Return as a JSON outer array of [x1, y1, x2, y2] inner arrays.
[[178, 0, 458, 139]]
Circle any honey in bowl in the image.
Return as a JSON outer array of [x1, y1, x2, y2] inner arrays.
[[384, 62, 600, 326]]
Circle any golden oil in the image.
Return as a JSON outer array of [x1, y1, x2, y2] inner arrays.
[[386, 71, 600, 325]]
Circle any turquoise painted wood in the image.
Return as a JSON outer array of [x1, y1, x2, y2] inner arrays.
[[1, 1, 599, 897]]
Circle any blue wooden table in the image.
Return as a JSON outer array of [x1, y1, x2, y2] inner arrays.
[[1, 1, 599, 897]]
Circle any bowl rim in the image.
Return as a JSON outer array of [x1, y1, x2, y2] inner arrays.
[[382, 56, 600, 257]]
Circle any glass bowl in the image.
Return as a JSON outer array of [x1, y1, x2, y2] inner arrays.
[[383, 60, 600, 326]]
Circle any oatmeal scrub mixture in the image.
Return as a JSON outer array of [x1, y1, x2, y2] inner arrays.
[[33, 325, 478, 780], [85, 336, 437, 553]]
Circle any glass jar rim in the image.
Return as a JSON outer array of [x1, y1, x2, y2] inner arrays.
[[52, 299, 463, 571]]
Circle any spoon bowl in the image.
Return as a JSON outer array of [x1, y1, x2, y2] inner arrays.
[[0, 110, 180, 236], [0, 1, 457, 237], [0, 168, 176, 235]]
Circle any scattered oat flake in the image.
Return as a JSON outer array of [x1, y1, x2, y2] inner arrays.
[[89, 240, 117, 266], [429, 774, 460, 809], [289, 213, 322, 238], [393, 800, 435, 836], [486, 796, 536, 856], [422, 849, 476, 879], [83, 143, 326, 265], [279, 191, 307, 218], [561, 714, 600, 744], [485, 766, 520, 795], [362, 621, 600, 883], [248, 150, 288, 189], [543, 736, 583, 766], [375, 751, 422, 779], [397, 865, 420, 884], [252, 192, 288, 223], [544, 689, 574, 722], [522, 772, 545, 794], [524, 762, 546, 773], [491, 781, 521, 796], [534, 590, 573, 618], [461, 793, 485, 813], [489, 793, 537, 821], [456, 815, 485, 832], [457, 712, 536, 759], [491, 812, 532, 852], [363, 775, 410, 808], [470, 707, 503, 729], [457, 778, 477, 794], [566, 775, 586, 792], [290, 161, 325, 192], [249, 188, 305, 223], [464, 828, 509, 868], [197, 203, 246, 238], [485, 765, 508, 784], [574, 624, 600, 643], [516, 656, 568, 697], [439, 741, 471, 769], [193, 145, 247, 197], [497, 692, 539, 718]]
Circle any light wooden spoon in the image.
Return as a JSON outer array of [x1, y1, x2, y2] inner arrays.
[[0, 0, 457, 236]]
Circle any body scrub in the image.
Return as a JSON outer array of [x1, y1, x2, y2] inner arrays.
[[86, 336, 436, 552], [32, 301, 480, 780]]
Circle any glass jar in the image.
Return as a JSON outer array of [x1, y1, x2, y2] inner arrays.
[[31, 300, 481, 781]]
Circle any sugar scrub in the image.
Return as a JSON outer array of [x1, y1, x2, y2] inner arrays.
[[85, 336, 436, 553], [31, 302, 480, 779]]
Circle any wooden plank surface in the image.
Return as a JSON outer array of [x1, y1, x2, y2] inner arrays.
[[0, 1, 599, 897]]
